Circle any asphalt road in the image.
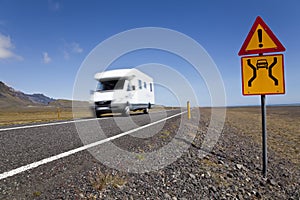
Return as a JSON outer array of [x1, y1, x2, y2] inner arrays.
[[0, 109, 183, 199]]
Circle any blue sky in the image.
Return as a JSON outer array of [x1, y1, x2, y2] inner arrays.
[[0, 0, 299, 106]]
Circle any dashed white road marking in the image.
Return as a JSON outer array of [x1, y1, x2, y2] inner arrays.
[[0, 111, 186, 180]]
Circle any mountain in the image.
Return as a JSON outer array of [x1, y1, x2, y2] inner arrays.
[[27, 93, 55, 105], [0, 81, 56, 108]]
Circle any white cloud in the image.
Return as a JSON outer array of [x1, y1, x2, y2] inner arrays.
[[62, 41, 83, 60], [71, 42, 83, 53], [0, 33, 22, 60], [43, 52, 51, 64], [48, 0, 61, 11]]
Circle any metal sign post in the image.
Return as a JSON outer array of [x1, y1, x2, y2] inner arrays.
[[261, 94, 267, 177], [238, 16, 285, 177]]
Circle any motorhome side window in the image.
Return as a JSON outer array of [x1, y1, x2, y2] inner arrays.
[[138, 80, 142, 89], [97, 79, 125, 91], [144, 82, 147, 89], [150, 83, 153, 92]]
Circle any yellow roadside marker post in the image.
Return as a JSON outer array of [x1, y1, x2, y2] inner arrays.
[[57, 107, 61, 120], [187, 101, 191, 120]]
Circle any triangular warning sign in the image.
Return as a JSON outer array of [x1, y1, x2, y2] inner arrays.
[[238, 16, 285, 56]]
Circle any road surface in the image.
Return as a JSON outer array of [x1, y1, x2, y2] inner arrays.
[[0, 109, 183, 199]]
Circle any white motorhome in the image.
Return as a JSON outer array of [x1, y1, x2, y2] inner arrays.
[[91, 68, 155, 117]]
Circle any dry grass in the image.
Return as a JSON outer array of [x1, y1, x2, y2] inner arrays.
[[160, 130, 171, 139], [135, 153, 145, 161], [89, 169, 127, 191], [0, 106, 93, 126], [32, 191, 42, 197]]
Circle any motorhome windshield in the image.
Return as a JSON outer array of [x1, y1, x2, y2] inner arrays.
[[96, 79, 125, 91]]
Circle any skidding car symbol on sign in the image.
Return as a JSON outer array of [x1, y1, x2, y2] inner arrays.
[[241, 54, 284, 95], [246, 56, 279, 87]]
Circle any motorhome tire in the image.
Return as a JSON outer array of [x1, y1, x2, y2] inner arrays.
[[143, 108, 149, 114], [96, 112, 102, 118]]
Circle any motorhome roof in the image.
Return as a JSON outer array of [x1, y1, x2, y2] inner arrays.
[[94, 69, 139, 80]]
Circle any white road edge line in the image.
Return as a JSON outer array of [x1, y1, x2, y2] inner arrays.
[[0, 111, 186, 180], [0, 110, 171, 132]]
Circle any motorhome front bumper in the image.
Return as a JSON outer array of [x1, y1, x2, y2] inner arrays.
[[94, 101, 126, 112], [94, 101, 111, 111]]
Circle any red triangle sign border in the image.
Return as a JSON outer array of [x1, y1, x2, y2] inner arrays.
[[238, 16, 285, 56]]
